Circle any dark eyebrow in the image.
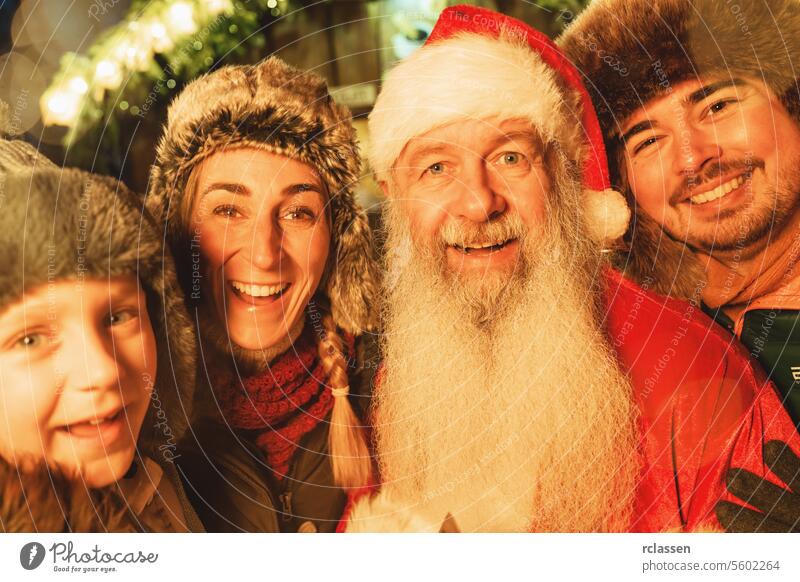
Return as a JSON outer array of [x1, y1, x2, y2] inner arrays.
[[200, 182, 250, 198], [286, 182, 325, 197], [620, 120, 655, 144], [619, 79, 745, 145], [686, 78, 743, 105]]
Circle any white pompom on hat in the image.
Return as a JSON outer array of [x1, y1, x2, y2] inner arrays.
[[368, 4, 630, 244]]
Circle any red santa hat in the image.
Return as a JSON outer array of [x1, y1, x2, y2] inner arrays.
[[368, 4, 630, 243]]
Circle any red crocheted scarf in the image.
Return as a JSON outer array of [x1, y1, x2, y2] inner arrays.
[[215, 324, 354, 480]]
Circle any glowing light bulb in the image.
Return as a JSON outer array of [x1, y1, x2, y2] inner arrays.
[[205, 0, 232, 15], [68, 76, 89, 95], [167, 2, 198, 36], [111, 36, 149, 71], [267, 0, 277, 8], [95, 59, 123, 89], [41, 89, 81, 127], [148, 20, 173, 52]]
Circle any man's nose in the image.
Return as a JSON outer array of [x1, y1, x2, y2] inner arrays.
[[673, 126, 723, 182], [451, 162, 507, 222]]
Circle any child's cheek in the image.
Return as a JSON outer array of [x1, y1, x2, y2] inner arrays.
[[0, 358, 58, 465]]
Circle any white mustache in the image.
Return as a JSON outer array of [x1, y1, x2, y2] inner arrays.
[[439, 214, 527, 248]]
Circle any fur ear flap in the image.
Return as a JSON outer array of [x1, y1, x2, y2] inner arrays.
[[615, 210, 706, 301], [327, 200, 380, 335]]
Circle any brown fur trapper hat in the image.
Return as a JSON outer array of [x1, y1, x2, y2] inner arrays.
[[0, 138, 56, 174], [147, 56, 379, 335], [559, 0, 800, 298], [0, 167, 197, 453], [560, 0, 800, 155], [0, 99, 56, 173]]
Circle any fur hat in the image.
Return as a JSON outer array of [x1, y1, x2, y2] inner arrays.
[[0, 166, 197, 454], [0, 108, 57, 174], [0, 139, 55, 174], [559, 0, 800, 297], [147, 56, 379, 336], [368, 4, 631, 244]]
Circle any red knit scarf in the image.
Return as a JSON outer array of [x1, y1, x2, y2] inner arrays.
[[216, 324, 354, 481]]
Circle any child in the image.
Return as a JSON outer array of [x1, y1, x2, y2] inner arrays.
[[0, 137, 202, 532]]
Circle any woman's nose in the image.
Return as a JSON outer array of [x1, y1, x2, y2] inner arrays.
[[248, 210, 283, 271]]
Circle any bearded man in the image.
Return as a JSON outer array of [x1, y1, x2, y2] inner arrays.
[[560, 0, 800, 428], [344, 5, 800, 533]]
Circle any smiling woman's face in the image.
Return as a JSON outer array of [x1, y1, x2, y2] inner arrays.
[[189, 148, 331, 351]]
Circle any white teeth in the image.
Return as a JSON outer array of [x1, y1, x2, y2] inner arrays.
[[231, 281, 287, 297], [87, 413, 115, 426], [461, 239, 508, 250], [690, 175, 745, 205]]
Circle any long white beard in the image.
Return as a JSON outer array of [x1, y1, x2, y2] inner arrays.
[[373, 195, 640, 532]]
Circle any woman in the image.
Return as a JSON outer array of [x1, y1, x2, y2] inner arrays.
[[147, 57, 380, 532]]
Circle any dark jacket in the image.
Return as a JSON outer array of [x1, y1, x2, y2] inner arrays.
[[705, 305, 800, 427], [178, 334, 379, 533], [178, 418, 344, 533]]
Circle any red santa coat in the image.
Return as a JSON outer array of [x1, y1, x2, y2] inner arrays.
[[604, 268, 800, 531], [342, 269, 800, 532]]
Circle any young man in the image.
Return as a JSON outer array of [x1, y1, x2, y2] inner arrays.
[[344, 5, 800, 533], [560, 0, 800, 428]]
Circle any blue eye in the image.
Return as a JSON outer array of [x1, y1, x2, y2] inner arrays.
[[427, 163, 444, 175]]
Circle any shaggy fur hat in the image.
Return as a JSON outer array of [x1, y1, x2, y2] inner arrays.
[[560, 0, 800, 144], [0, 103, 56, 173], [559, 0, 800, 297], [0, 139, 55, 174], [147, 56, 379, 335], [368, 4, 631, 244], [0, 166, 196, 453]]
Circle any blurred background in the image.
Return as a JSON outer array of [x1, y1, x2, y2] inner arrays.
[[0, 0, 589, 205]]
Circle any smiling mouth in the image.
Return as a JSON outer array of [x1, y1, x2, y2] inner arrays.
[[59, 407, 125, 439], [452, 238, 517, 255], [689, 174, 748, 205], [230, 281, 290, 302]]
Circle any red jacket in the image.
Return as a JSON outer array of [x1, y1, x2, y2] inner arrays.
[[341, 269, 800, 532], [604, 268, 800, 531]]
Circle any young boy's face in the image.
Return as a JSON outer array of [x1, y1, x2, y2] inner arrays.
[[0, 276, 157, 488]]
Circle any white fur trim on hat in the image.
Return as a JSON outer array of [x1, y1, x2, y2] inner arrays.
[[368, 33, 572, 181], [584, 188, 631, 243]]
